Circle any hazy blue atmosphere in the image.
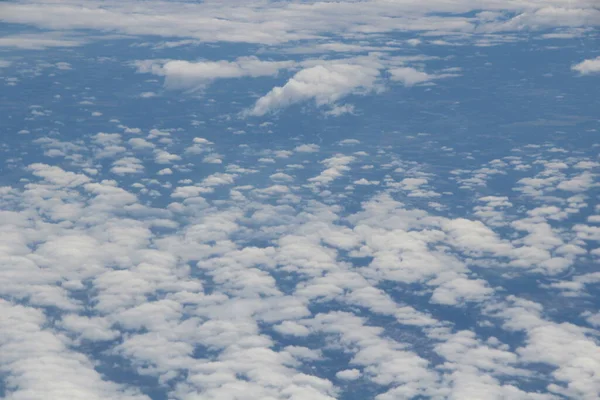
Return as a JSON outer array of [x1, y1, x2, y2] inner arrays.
[[0, 1, 599, 399]]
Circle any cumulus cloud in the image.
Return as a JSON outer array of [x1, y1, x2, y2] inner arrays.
[[111, 157, 144, 175], [246, 63, 381, 116], [136, 56, 295, 90], [388, 67, 434, 86], [430, 276, 494, 305], [294, 144, 320, 153], [154, 149, 181, 164], [2, 143, 600, 400], [308, 154, 355, 186], [128, 137, 155, 150], [572, 56, 600, 75], [336, 369, 361, 381], [0, 301, 150, 399], [557, 172, 595, 192]]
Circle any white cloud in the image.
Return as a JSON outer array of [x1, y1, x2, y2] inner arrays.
[[353, 178, 378, 185], [157, 168, 173, 175], [489, 297, 600, 399], [247, 63, 380, 116], [136, 56, 294, 90], [274, 321, 312, 337], [193, 137, 213, 145], [325, 103, 355, 116], [389, 67, 458, 86], [56, 61, 72, 70], [171, 186, 212, 198], [305, 312, 437, 396], [111, 157, 144, 175], [154, 149, 182, 164], [128, 137, 155, 150], [28, 163, 91, 187], [0, 300, 150, 399], [557, 172, 595, 192], [0, 33, 84, 49], [202, 173, 237, 187], [202, 153, 223, 164], [339, 139, 361, 146], [389, 67, 434, 86], [308, 154, 355, 186], [270, 172, 294, 182], [294, 144, 320, 153], [399, 177, 428, 190], [60, 315, 120, 342], [430, 276, 494, 305], [336, 369, 361, 381]]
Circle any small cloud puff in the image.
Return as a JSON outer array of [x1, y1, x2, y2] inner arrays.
[[572, 56, 600, 75]]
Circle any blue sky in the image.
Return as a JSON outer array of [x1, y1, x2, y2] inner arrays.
[[0, 1, 600, 399]]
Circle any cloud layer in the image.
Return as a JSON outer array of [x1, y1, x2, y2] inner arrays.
[[1, 1, 599, 399]]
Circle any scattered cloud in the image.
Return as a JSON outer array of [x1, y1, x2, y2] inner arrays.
[[2, 2, 600, 399], [0, 33, 84, 50], [136, 56, 295, 90], [572, 56, 600, 75], [246, 63, 380, 116]]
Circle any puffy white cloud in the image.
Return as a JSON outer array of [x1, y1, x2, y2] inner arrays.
[[171, 186, 212, 198], [28, 163, 91, 187], [305, 312, 437, 396], [157, 168, 173, 175], [430, 276, 494, 305], [202, 172, 237, 187], [336, 369, 361, 381], [388, 67, 435, 86], [154, 149, 182, 164], [557, 172, 595, 192], [0, 300, 150, 400], [488, 297, 600, 399], [202, 153, 223, 164], [60, 315, 120, 342], [572, 57, 600, 76], [270, 172, 294, 182], [274, 321, 312, 337], [111, 157, 144, 175], [136, 56, 295, 90], [308, 154, 355, 186], [294, 143, 320, 153], [128, 137, 155, 150], [443, 218, 513, 256], [247, 63, 380, 116], [354, 178, 379, 185]]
